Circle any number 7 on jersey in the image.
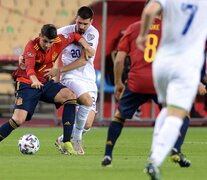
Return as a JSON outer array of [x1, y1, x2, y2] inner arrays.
[[181, 3, 198, 35]]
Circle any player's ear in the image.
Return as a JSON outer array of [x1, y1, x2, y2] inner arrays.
[[90, 18, 93, 24]]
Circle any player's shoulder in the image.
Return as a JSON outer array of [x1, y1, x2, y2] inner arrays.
[[125, 21, 141, 34], [53, 35, 64, 44], [130, 21, 141, 28], [57, 24, 76, 34], [86, 25, 99, 35], [25, 38, 40, 51], [84, 25, 99, 42]]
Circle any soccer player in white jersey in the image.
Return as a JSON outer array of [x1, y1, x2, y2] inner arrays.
[[136, 0, 207, 179], [53, 6, 99, 155]]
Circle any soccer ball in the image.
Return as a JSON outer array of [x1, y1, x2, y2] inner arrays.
[[18, 134, 40, 154]]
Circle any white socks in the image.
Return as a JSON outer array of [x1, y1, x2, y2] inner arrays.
[[72, 105, 91, 140], [150, 116, 183, 167], [151, 108, 167, 151]]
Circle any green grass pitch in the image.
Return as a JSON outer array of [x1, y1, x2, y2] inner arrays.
[[0, 127, 207, 180]]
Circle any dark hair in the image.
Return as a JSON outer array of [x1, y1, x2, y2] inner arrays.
[[77, 6, 94, 19], [41, 24, 57, 39]]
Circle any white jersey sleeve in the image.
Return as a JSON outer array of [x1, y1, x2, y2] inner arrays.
[[81, 25, 99, 82]]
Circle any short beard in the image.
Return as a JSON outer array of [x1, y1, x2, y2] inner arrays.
[[78, 30, 84, 34]]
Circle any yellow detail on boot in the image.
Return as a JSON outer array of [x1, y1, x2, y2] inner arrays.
[[61, 142, 77, 155]]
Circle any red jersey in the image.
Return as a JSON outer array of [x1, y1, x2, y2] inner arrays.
[[118, 18, 161, 94], [12, 33, 81, 84]]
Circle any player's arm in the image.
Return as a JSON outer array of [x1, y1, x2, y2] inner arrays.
[[83, 29, 99, 60], [78, 37, 95, 59], [29, 75, 43, 89], [61, 32, 95, 59], [60, 50, 88, 72], [136, 1, 162, 51], [198, 82, 207, 95], [43, 50, 88, 78], [61, 32, 95, 57], [18, 55, 43, 89], [114, 51, 127, 100], [24, 47, 43, 89], [73, 32, 95, 58], [19, 55, 26, 70]]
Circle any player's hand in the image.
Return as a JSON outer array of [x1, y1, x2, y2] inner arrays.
[[198, 82, 207, 95], [83, 48, 93, 60], [31, 81, 44, 89], [136, 35, 147, 51], [30, 75, 43, 89], [19, 55, 26, 70], [82, 49, 90, 60], [114, 82, 125, 100], [83, 44, 95, 60], [43, 68, 60, 79]]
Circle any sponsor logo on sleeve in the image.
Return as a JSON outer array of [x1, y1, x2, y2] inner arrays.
[[26, 52, 34, 57], [87, 33, 95, 41]]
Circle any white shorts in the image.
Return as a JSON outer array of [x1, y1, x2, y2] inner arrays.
[[153, 57, 200, 112], [61, 78, 98, 112]]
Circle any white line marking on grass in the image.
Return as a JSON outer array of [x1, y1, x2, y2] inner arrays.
[[185, 141, 207, 145]]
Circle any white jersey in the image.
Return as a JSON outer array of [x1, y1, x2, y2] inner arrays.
[[152, 0, 207, 111], [57, 24, 99, 82], [154, 0, 207, 69]]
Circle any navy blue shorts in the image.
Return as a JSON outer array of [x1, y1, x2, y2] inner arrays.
[[118, 85, 159, 119], [15, 80, 65, 120]]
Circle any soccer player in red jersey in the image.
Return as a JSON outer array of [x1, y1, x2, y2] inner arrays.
[[0, 24, 94, 155], [101, 17, 192, 167]]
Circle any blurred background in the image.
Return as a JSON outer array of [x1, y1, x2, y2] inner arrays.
[[0, 0, 207, 127]]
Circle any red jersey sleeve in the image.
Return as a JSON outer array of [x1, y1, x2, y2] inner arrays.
[[23, 41, 37, 77], [73, 32, 82, 41], [57, 32, 82, 50]]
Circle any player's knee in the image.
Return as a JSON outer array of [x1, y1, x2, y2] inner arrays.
[[113, 110, 125, 123], [65, 89, 76, 99], [84, 98, 93, 106], [11, 117, 25, 126], [112, 116, 125, 123], [12, 109, 27, 125], [78, 93, 93, 106], [85, 122, 91, 129], [85, 119, 93, 129], [114, 110, 122, 118], [58, 88, 76, 102]]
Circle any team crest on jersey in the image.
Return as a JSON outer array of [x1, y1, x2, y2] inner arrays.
[[15, 97, 23, 105], [52, 52, 58, 61], [87, 33, 95, 41], [26, 52, 34, 57]]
